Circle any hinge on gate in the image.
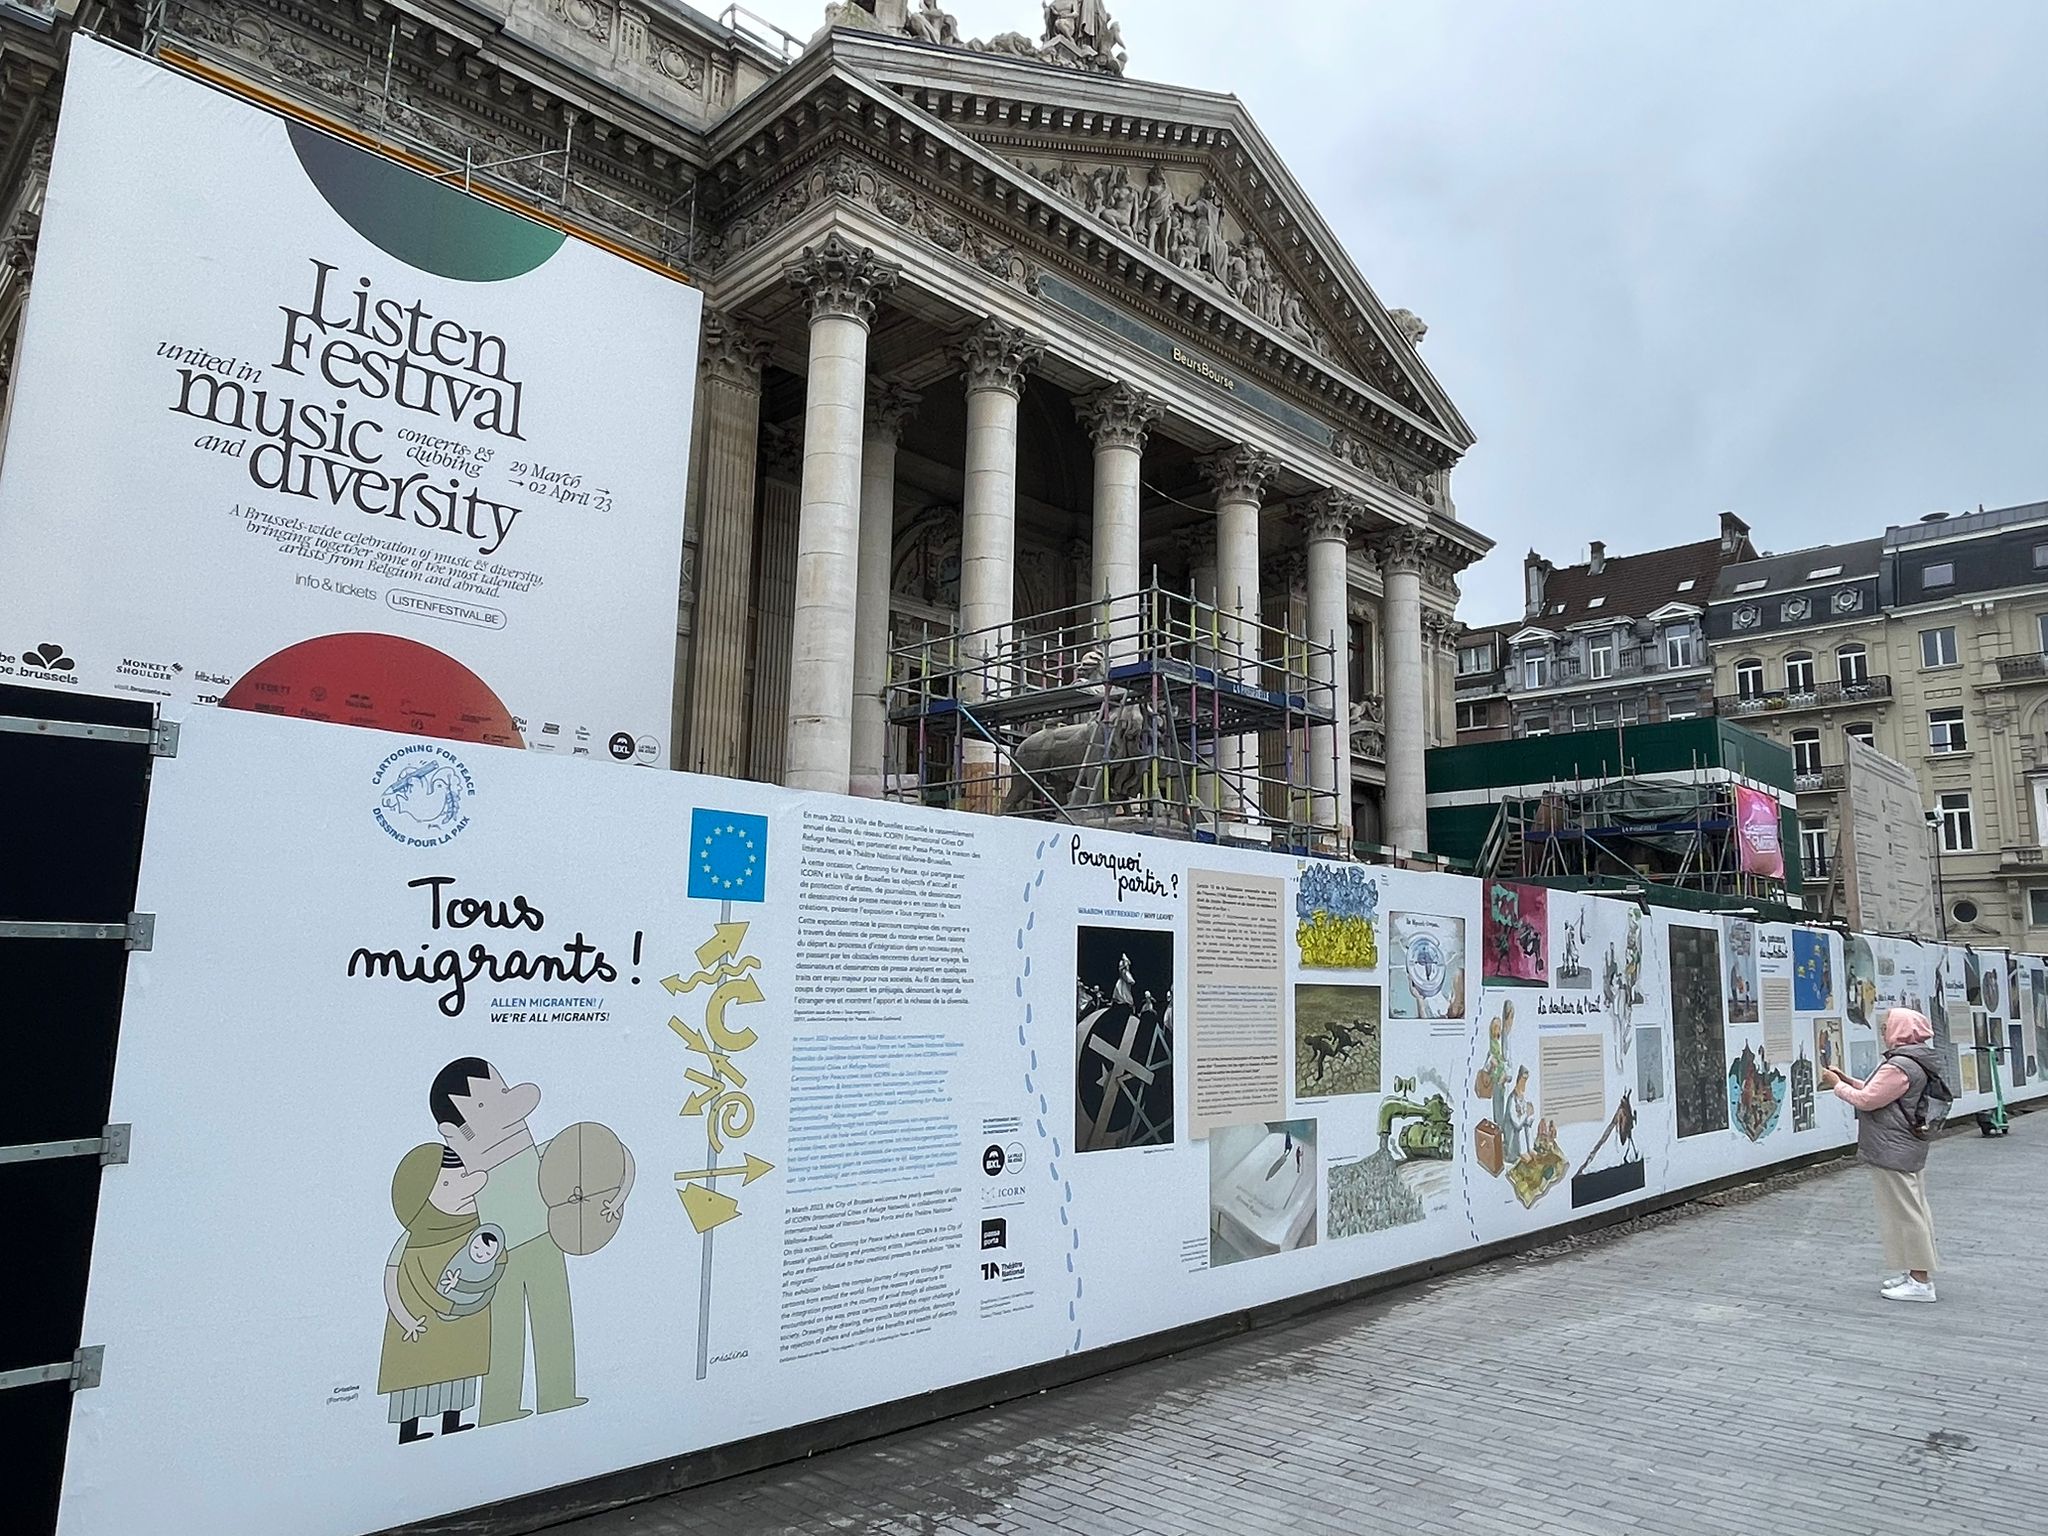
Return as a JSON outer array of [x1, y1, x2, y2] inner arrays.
[[0, 1345, 104, 1395], [150, 718, 180, 757], [0, 1123, 132, 1168], [0, 913, 155, 947]]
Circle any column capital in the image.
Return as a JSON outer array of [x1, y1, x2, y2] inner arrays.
[[955, 318, 1044, 396], [1366, 526, 1431, 577], [1262, 550, 1307, 598], [865, 380, 923, 444], [1076, 382, 1162, 452], [785, 234, 900, 328], [699, 310, 774, 392], [1300, 489, 1368, 545], [760, 420, 804, 481], [1198, 443, 1281, 503], [1422, 609, 1461, 648], [1185, 524, 1218, 574]]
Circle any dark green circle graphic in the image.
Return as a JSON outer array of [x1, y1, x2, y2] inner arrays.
[[287, 121, 565, 282]]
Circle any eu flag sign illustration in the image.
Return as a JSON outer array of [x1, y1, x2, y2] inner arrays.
[[688, 809, 768, 903]]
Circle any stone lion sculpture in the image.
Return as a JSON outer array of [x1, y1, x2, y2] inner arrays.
[[1002, 698, 1156, 815]]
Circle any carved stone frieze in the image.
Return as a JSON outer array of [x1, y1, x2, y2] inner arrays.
[[1019, 158, 1330, 358], [786, 233, 901, 326], [1351, 694, 1387, 763], [1330, 427, 1435, 506], [955, 318, 1043, 395], [761, 420, 804, 480], [1075, 382, 1160, 453], [830, 0, 1127, 76]]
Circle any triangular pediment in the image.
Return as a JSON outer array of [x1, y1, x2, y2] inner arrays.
[[807, 31, 1473, 453]]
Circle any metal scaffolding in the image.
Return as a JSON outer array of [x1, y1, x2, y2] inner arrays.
[[886, 578, 1343, 853]]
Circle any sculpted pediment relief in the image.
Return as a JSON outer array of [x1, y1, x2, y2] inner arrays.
[[1012, 156, 1336, 361]]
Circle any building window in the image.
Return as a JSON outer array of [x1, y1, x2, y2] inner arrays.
[[1845, 722, 1875, 750], [1799, 820, 1830, 879], [1836, 643, 1869, 685], [1928, 708, 1968, 754], [1523, 651, 1550, 690], [1589, 636, 1614, 680], [1665, 704, 1699, 721], [1921, 562, 1955, 590], [1571, 705, 1592, 730], [1792, 729, 1823, 777], [1457, 642, 1493, 676], [1665, 629, 1696, 669], [1522, 715, 1551, 739], [1938, 792, 1975, 853], [1952, 898, 1980, 925], [2038, 613, 2048, 656], [1920, 627, 1958, 668], [2035, 544, 2048, 571], [1735, 658, 1764, 699], [1619, 699, 1641, 726], [1456, 700, 1487, 732], [1784, 652, 1816, 694], [2029, 888, 2048, 927], [1350, 617, 1375, 699], [1594, 701, 1618, 729]]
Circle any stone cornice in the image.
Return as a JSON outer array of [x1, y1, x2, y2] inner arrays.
[[1075, 381, 1161, 452], [955, 317, 1043, 395], [785, 233, 900, 326]]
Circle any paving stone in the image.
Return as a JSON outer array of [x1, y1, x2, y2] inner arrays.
[[559, 1115, 2046, 1536]]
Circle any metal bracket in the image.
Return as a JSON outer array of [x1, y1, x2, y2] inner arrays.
[[0, 913, 155, 949], [0, 1346, 104, 1394], [0, 713, 179, 756], [0, 1123, 131, 1167]]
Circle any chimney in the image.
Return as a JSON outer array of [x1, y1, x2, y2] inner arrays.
[[1588, 540, 1607, 576], [1523, 550, 1551, 620], [1719, 510, 1751, 555]]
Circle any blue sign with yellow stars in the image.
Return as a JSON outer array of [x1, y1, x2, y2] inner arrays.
[[688, 809, 768, 903]]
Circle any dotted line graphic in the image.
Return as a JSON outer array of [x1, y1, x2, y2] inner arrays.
[[1460, 999, 1484, 1247], [1016, 835, 1083, 1353]]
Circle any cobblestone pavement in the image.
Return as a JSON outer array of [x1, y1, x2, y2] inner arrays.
[[559, 1113, 2046, 1536]]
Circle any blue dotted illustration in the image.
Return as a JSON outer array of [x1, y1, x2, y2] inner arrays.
[[1017, 834, 1084, 1352]]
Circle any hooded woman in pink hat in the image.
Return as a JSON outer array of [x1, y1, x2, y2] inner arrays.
[[1821, 1007, 1948, 1303]]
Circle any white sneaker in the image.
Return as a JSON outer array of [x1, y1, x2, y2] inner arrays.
[[1881, 1273, 1908, 1292], [1882, 1278, 1937, 1304]]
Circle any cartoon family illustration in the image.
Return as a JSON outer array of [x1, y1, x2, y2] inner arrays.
[[378, 1059, 634, 1445]]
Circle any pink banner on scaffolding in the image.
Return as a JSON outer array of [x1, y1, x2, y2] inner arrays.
[[1735, 786, 1786, 879]]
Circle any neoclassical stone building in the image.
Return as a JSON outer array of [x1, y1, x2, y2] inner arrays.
[[0, 0, 1489, 849]]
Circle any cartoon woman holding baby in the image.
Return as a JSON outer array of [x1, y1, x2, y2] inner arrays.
[[378, 1143, 506, 1444]]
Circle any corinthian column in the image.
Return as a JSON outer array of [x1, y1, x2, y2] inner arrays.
[[851, 382, 921, 798], [683, 312, 773, 778], [1303, 492, 1363, 843], [1375, 529, 1431, 852], [1076, 382, 1161, 660], [954, 319, 1042, 810], [1199, 444, 1280, 821], [781, 236, 899, 795]]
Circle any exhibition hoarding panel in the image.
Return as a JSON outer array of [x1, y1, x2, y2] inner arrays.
[[1841, 737, 1938, 938], [0, 39, 698, 766], [61, 707, 2047, 1536]]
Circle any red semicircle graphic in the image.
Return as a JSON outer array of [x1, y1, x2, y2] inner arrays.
[[221, 633, 524, 748]]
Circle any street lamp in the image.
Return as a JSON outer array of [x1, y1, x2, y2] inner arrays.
[[1925, 807, 1947, 941]]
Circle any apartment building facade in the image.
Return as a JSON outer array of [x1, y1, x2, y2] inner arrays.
[[1465, 512, 1759, 742], [1708, 502, 2048, 950]]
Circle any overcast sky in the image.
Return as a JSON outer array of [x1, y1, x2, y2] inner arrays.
[[737, 0, 2048, 622]]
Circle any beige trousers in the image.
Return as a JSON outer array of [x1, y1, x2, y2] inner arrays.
[[1870, 1167, 1941, 1273]]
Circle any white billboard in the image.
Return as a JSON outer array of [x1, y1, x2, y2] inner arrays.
[[1841, 736, 1937, 938], [0, 39, 698, 765], [60, 706, 2045, 1536]]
